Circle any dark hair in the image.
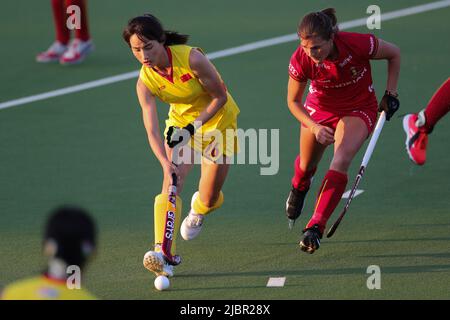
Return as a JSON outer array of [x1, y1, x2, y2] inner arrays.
[[44, 205, 97, 267], [298, 8, 338, 40], [122, 14, 189, 46]]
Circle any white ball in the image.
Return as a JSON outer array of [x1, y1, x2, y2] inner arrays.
[[154, 275, 170, 291]]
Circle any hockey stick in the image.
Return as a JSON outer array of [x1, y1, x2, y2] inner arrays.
[[160, 140, 183, 265], [326, 111, 386, 238]]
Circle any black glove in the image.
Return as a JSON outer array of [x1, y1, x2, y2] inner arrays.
[[378, 91, 400, 121], [166, 123, 195, 148]]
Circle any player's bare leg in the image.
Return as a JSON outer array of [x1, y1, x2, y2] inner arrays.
[[330, 116, 369, 173], [300, 116, 368, 253], [181, 156, 229, 240]]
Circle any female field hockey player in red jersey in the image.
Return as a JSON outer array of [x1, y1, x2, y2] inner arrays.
[[285, 8, 400, 253]]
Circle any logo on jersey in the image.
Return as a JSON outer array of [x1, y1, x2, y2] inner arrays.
[[352, 110, 373, 129], [350, 67, 364, 79], [369, 36, 375, 56], [319, 66, 367, 89], [38, 287, 60, 298], [339, 54, 352, 68], [158, 85, 166, 91], [181, 73, 193, 82], [288, 63, 299, 78], [316, 63, 331, 70], [309, 85, 318, 94]]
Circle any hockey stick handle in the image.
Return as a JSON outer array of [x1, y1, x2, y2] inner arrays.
[[171, 173, 177, 187], [168, 148, 178, 190], [361, 112, 386, 167]]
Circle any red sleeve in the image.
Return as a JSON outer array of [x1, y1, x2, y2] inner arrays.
[[346, 33, 379, 59], [288, 48, 308, 82]]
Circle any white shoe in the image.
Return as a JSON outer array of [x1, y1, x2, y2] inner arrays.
[[36, 41, 68, 63], [143, 251, 174, 277], [181, 192, 204, 240], [60, 39, 94, 65]]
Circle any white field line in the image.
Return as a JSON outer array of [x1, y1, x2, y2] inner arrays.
[[1, 0, 449, 111], [267, 277, 286, 287], [342, 189, 365, 199]]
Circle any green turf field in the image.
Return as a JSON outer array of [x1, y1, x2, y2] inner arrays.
[[1, 0, 449, 300]]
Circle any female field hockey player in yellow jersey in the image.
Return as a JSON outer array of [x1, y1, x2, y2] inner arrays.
[[123, 14, 240, 277]]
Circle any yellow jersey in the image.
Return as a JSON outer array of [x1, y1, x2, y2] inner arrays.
[[2, 275, 96, 300], [139, 45, 240, 135]]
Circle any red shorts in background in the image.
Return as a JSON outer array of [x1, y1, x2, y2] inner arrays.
[[301, 104, 378, 135]]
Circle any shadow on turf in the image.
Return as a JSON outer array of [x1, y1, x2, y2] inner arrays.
[[329, 236, 450, 243], [170, 284, 303, 292], [359, 252, 450, 259], [175, 264, 450, 281], [171, 284, 269, 292], [266, 235, 450, 246], [398, 223, 450, 227]]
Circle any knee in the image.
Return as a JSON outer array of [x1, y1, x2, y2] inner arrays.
[[330, 154, 352, 172], [298, 156, 318, 172]]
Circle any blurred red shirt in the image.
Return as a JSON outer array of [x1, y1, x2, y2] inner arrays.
[[289, 31, 379, 112]]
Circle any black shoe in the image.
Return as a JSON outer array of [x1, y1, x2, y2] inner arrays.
[[299, 225, 322, 254], [286, 188, 308, 222]]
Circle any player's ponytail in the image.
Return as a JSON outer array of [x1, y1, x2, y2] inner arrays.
[[163, 31, 189, 45], [320, 8, 338, 30], [298, 7, 339, 40], [123, 14, 189, 46]]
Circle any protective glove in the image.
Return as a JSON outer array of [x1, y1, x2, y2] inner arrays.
[[378, 90, 400, 121], [166, 123, 195, 148]]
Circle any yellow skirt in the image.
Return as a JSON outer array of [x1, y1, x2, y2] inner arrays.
[[164, 102, 239, 160], [195, 122, 238, 160]]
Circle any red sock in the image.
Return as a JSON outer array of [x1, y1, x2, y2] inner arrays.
[[291, 155, 316, 191], [423, 78, 450, 133], [67, 0, 91, 41], [306, 170, 348, 234], [51, 0, 70, 44]]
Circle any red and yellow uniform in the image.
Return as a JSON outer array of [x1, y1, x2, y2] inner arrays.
[[140, 44, 240, 159], [2, 275, 96, 300]]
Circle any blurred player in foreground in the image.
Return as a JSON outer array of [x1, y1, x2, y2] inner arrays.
[[122, 14, 240, 278], [1, 206, 97, 299], [403, 77, 450, 165], [285, 8, 400, 253], [36, 0, 94, 65]]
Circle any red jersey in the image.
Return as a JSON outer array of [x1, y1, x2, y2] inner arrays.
[[289, 31, 379, 112]]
